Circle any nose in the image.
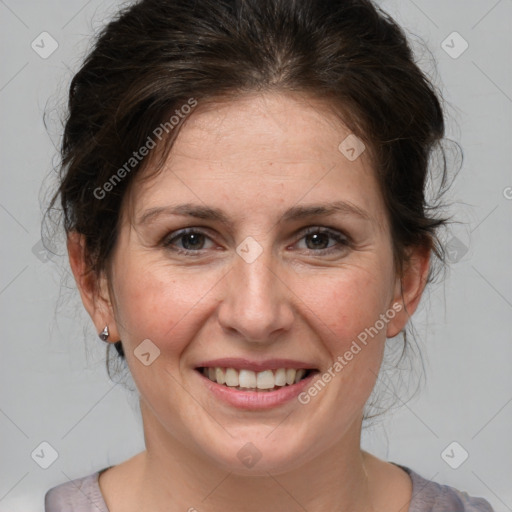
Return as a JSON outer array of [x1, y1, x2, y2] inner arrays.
[[216, 244, 295, 344]]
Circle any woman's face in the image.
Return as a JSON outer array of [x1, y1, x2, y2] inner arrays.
[[83, 92, 424, 473]]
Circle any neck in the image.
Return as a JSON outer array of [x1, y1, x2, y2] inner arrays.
[[135, 403, 375, 512]]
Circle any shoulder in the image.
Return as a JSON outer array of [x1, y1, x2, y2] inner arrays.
[[394, 463, 496, 512], [44, 471, 109, 512]]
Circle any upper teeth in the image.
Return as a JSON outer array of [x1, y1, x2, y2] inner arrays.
[[202, 367, 308, 389]]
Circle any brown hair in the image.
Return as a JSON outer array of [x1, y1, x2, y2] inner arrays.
[[44, 0, 456, 402]]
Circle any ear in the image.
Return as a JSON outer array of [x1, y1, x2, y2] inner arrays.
[[66, 231, 120, 343], [386, 244, 431, 338]]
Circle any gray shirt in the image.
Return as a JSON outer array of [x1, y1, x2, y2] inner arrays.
[[45, 463, 495, 511]]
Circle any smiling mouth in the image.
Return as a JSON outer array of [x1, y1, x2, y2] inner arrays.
[[196, 367, 318, 392]]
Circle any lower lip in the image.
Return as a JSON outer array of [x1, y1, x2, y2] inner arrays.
[[195, 369, 318, 410]]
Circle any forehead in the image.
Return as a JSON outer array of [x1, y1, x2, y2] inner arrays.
[[125, 92, 386, 228], [166, 92, 365, 170]]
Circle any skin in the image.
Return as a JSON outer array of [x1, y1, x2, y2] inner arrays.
[[68, 91, 430, 511]]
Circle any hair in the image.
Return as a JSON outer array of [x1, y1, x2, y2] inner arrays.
[[44, 0, 458, 421]]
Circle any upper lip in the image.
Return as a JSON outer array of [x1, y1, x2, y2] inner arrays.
[[195, 358, 318, 372]]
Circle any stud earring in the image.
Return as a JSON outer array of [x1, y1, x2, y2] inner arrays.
[[99, 325, 109, 341]]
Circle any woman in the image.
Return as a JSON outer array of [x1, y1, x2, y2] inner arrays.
[[44, 0, 495, 510]]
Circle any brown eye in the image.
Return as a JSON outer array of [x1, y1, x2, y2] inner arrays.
[[296, 227, 350, 254], [162, 229, 214, 253], [304, 232, 331, 250]]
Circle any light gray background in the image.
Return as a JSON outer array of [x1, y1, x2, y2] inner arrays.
[[1, 0, 511, 510]]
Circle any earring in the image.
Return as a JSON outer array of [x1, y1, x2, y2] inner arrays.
[[99, 325, 109, 341]]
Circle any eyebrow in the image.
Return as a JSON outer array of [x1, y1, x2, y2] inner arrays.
[[137, 200, 371, 227]]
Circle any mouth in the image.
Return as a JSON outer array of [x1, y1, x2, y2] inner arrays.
[[195, 366, 319, 392]]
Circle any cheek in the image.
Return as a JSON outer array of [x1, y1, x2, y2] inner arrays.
[[112, 260, 223, 358], [300, 261, 394, 358], [301, 265, 395, 419]]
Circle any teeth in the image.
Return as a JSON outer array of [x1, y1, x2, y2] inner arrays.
[[201, 367, 312, 390], [225, 368, 239, 387], [294, 369, 306, 383], [286, 369, 296, 385], [274, 368, 287, 386], [215, 367, 225, 385], [239, 369, 257, 389], [256, 370, 275, 390]]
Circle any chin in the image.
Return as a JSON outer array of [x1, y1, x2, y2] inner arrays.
[[199, 430, 314, 476]]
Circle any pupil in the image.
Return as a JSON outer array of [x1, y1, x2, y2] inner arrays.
[[307, 233, 328, 250], [183, 233, 203, 250]]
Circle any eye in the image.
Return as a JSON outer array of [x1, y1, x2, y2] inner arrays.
[[162, 226, 350, 256], [162, 228, 214, 254], [294, 227, 350, 254]]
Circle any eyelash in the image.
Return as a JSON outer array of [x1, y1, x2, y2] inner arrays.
[[161, 226, 351, 256]]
